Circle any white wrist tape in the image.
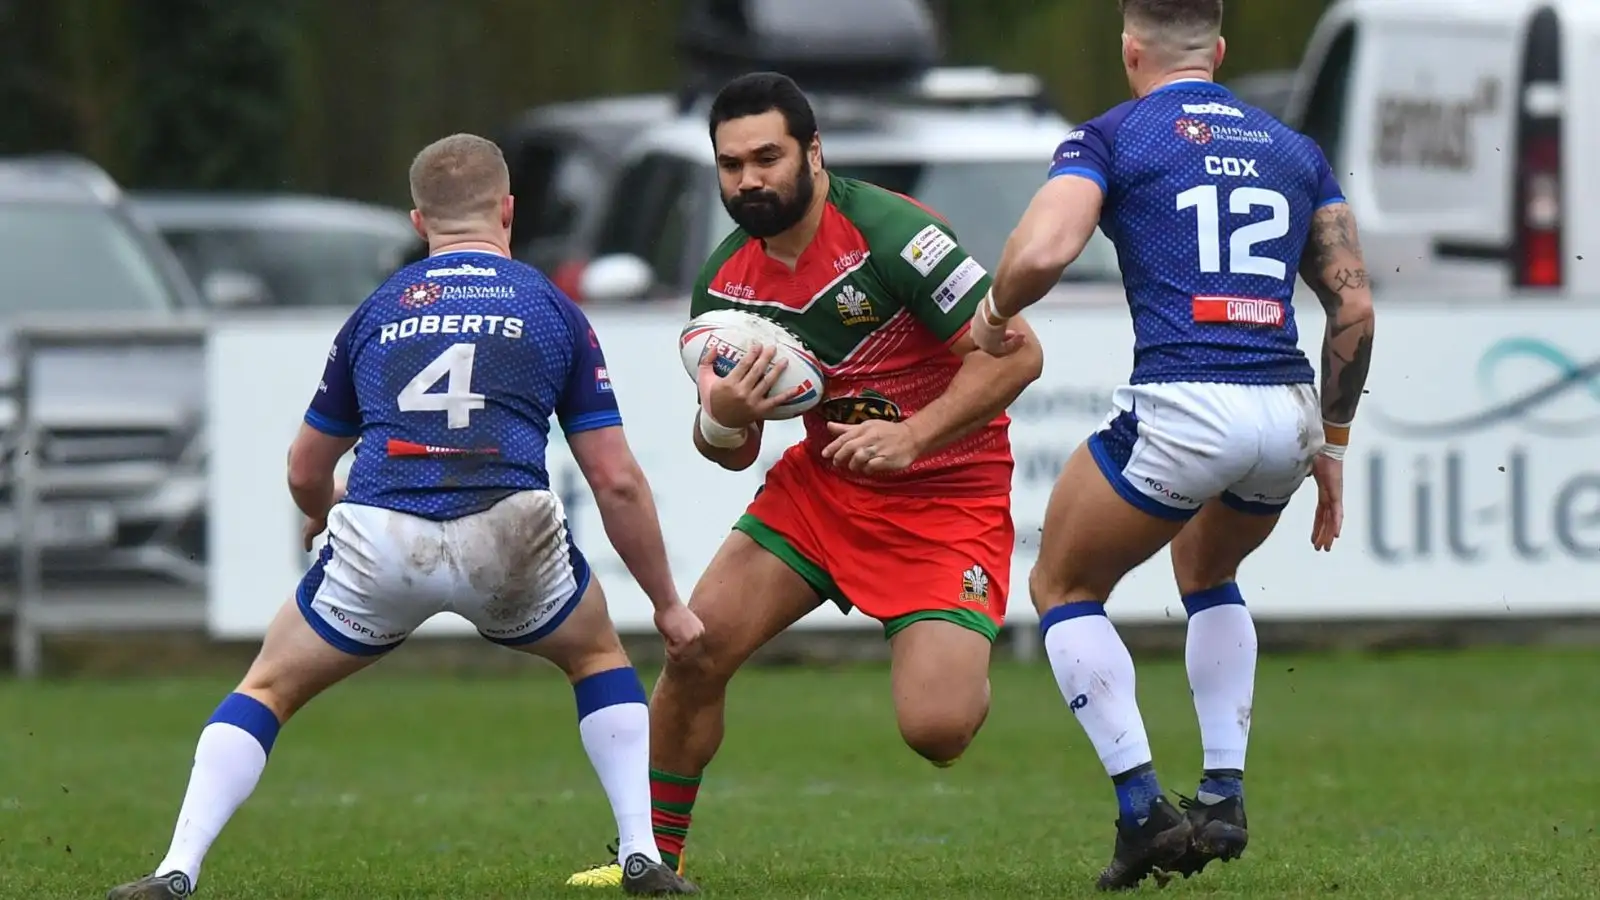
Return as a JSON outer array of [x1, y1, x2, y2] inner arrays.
[[1320, 419, 1351, 461], [980, 290, 1009, 327], [698, 410, 748, 449]]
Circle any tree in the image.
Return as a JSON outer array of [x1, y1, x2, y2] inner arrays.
[[123, 0, 295, 190]]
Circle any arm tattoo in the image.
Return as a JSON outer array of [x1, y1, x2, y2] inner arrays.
[[1300, 203, 1376, 424]]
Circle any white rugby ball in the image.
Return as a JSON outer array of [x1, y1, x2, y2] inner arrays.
[[678, 308, 825, 419]]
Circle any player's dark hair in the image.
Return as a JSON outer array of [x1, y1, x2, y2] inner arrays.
[[707, 72, 819, 150], [1118, 0, 1223, 31]]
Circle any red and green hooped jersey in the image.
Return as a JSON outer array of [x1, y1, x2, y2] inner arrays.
[[691, 175, 1012, 497]]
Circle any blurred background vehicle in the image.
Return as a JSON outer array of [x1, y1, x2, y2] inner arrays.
[[559, 0, 1123, 305], [0, 155, 206, 593], [131, 192, 424, 309], [498, 93, 679, 292], [1284, 0, 1589, 294]]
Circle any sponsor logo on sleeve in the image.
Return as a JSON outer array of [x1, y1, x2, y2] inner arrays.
[[932, 258, 986, 313], [899, 224, 956, 277]]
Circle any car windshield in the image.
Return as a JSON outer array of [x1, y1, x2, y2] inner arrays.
[[161, 226, 417, 308], [705, 160, 1120, 281], [0, 204, 176, 313]]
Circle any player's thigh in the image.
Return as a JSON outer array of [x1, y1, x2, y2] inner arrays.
[[1169, 501, 1284, 596], [684, 526, 823, 682], [510, 575, 629, 683], [240, 585, 391, 721], [1034, 384, 1251, 605], [1031, 442, 1187, 608], [888, 618, 992, 742]]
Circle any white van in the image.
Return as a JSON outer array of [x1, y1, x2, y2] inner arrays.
[[1285, 0, 1598, 293]]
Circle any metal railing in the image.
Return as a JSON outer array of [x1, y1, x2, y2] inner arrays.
[[8, 317, 210, 677]]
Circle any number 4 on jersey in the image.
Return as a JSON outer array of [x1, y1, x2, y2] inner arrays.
[[1177, 185, 1290, 280], [397, 342, 484, 429]]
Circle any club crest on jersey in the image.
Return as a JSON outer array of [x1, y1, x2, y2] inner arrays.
[[401, 282, 443, 308], [959, 565, 990, 606], [822, 390, 902, 425], [835, 284, 878, 326], [1175, 118, 1214, 145]]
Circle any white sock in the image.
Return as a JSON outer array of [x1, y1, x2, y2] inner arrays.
[[579, 701, 659, 865], [1042, 604, 1152, 776], [1185, 599, 1257, 772], [155, 721, 270, 885]]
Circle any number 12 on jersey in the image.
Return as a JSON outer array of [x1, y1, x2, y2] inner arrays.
[[397, 343, 485, 429], [1177, 185, 1290, 280]]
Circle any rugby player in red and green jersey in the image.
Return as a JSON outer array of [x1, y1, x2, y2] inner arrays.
[[566, 72, 1044, 888]]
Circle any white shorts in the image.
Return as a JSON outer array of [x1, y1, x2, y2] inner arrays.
[[295, 490, 590, 655], [1087, 381, 1323, 520]]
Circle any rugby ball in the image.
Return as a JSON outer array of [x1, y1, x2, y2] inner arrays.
[[678, 308, 824, 419]]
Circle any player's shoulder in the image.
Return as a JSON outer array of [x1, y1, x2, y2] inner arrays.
[[697, 227, 757, 286], [831, 175, 954, 246]]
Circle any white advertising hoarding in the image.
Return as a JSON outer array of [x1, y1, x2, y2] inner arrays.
[[207, 302, 1600, 638]]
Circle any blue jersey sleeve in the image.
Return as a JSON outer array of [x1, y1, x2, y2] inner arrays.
[[1047, 122, 1113, 192], [304, 313, 360, 438], [555, 302, 622, 435], [1310, 139, 1345, 208]]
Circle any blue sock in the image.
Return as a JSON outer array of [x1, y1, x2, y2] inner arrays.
[[1112, 762, 1164, 823], [1198, 768, 1244, 803], [208, 692, 281, 754], [573, 666, 648, 720]]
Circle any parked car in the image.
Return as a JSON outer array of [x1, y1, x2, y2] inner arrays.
[[497, 93, 681, 294], [0, 155, 208, 589], [131, 192, 423, 309]]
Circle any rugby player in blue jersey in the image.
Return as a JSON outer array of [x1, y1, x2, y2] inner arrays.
[[972, 0, 1376, 889], [108, 134, 702, 898]]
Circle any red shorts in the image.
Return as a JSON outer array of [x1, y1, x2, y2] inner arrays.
[[736, 446, 1013, 640]]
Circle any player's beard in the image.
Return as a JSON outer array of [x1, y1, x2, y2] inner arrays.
[[723, 162, 815, 239]]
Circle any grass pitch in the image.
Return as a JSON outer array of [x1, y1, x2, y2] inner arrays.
[[2, 648, 1597, 898]]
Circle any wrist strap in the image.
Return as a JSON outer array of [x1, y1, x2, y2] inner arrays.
[[698, 409, 748, 448], [1321, 420, 1350, 460], [980, 290, 1009, 327]]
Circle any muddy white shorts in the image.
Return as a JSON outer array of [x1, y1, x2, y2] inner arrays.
[[295, 490, 590, 655], [1087, 381, 1323, 520]]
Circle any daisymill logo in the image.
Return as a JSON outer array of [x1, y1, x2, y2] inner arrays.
[[401, 282, 442, 308], [1175, 117, 1213, 144]]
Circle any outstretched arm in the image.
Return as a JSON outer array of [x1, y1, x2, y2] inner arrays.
[[988, 175, 1106, 319], [1298, 201, 1376, 448]]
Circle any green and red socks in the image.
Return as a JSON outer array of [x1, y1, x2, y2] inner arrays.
[[648, 769, 701, 870]]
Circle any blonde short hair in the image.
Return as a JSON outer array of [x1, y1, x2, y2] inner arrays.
[[408, 133, 510, 228]]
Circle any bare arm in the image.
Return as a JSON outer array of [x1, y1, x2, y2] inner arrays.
[[286, 423, 357, 520], [906, 318, 1044, 456], [990, 176, 1106, 318], [691, 414, 765, 472], [567, 425, 680, 612], [1298, 202, 1376, 437]]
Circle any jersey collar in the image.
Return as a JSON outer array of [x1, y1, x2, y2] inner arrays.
[[1148, 79, 1231, 98]]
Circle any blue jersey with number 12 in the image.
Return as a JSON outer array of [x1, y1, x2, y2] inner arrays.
[[304, 250, 619, 520], [1052, 80, 1344, 386]]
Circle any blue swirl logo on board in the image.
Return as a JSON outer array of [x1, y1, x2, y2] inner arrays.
[[1372, 338, 1600, 438]]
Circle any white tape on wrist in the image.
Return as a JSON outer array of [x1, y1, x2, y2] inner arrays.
[[698, 410, 748, 449], [1319, 442, 1347, 461], [980, 290, 1009, 327]]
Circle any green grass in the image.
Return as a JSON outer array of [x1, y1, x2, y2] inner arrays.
[[2, 649, 1598, 898]]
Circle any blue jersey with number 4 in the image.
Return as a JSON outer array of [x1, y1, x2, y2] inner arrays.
[[304, 250, 619, 520], [1052, 80, 1343, 385]]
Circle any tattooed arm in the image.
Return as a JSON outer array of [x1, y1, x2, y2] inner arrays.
[[1298, 202, 1376, 442]]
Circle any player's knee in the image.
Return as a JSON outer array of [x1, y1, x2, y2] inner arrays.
[[898, 706, 983, 764], [658, 641, 737, 695], [1029, 565, 1105, 615]]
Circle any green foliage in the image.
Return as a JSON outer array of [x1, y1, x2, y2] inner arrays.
[[123, 0, 294, 190]]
